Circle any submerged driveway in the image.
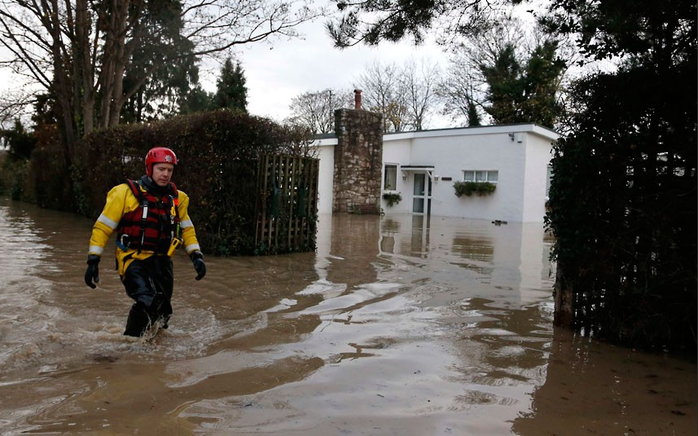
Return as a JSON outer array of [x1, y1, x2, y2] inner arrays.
[[0, 200, 694, 435]]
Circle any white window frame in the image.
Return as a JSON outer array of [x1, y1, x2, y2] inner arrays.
[[462, 170, 498, 183], [383, 163, 399, 191]]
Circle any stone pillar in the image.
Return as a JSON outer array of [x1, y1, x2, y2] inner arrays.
[[332, 107, 383, 214]]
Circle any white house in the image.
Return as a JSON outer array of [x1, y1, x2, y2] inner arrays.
[[312, 110, 559, 223]]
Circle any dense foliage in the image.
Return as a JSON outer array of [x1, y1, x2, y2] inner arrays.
[[1, 119, 36, 160], [453, 181, 496, 197], [438, 16, 567, 128], [544, 0, 697, 354], [120, 0, 200, 123], [0, 0, 319, 176], [382, 192, 402, 207], [27, 110, 313, 255], [481, 40, 565, 127], [327, 0, 505, 47], [212, 59, 249, 113]]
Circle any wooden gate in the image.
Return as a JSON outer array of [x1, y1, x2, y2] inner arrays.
[[255, 154, 319, 254]]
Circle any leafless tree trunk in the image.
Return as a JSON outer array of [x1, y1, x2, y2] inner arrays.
[[354, 60, 442, 132], [43, 0, 77, 165], [400, 58, 441, 131], [438, 14, 576, 127], [74, 0, 95, 134], [287, 88, 353, 134], [0, 0, 322, 151], [354, 61, 408, 132]]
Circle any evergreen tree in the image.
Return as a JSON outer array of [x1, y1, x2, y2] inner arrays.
[[122, 0, 199, 123], [480, 41, 565, 127], [212, 59, 248, 113], [518, 40, 565, 127], [1, 119, 36, 160], [544, 0, 696, 352], [440, 16, 568, 128], [179, 86, 214, 115], [466, 100, 481, 126], [0, 0, 318, 167], [327, 0, 498, 47], [480, 44, 522, 124]]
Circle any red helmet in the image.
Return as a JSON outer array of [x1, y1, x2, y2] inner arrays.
[[145, 147, 177, 177]]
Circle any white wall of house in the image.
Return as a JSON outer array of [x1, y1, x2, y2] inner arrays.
[[313, 124, 558, 223], [521, 132, 556, 222], [314, 137, 337, 216]]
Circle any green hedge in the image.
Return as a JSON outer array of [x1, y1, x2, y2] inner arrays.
[[453, 181, 496, 197], [23, 109, 313, 255], [545, 68, 697, 356]]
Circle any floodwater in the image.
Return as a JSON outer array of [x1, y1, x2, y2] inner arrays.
[[0, 196, 695, 436]]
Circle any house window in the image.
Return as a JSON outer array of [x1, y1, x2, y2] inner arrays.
[[384, 164, 398, 191], [463, 170, 498, 183]]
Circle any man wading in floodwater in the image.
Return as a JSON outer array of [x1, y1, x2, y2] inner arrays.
[[84, 147, 207, 337]]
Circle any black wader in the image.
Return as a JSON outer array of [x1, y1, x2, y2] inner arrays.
[[121, 255, 174, 337]]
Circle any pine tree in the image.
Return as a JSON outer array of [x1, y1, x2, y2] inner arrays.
[[479, 41, 564, 127], [212, 59, 248, 112], [480, 44, 522, 125]]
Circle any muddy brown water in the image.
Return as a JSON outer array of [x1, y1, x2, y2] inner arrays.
[[0, 197, 695, 435]]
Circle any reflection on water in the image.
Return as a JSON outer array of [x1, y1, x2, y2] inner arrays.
[[0, 198, 694, 436]]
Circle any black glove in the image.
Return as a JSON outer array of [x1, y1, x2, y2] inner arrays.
[[84, 254, 100, 288], [190, 250, 206, 280]]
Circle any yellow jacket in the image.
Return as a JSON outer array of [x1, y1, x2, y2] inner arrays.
[[88, 182, 201, 276]]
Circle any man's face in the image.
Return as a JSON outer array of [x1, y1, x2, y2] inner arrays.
[[152, 163, 174, 187]]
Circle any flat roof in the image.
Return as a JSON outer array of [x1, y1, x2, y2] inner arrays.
[[312, 123, 559, 146]]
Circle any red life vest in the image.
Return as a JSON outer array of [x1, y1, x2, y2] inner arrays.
[[117, 179, 180, 253]]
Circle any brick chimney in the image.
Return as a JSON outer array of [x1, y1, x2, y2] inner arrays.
[[354, 89, 362, 110]]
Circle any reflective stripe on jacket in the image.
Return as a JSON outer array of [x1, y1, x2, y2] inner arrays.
[[88, 178, 201, 276], [117, 179, 179, 254]]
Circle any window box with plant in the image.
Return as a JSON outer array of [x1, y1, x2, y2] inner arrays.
[[453, 181, 496, 197], [382, 192, 402, 207]]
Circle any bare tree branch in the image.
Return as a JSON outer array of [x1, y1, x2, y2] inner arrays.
[[0, 0, 324, 161], [286, 88, 354, 134], [0, 89, 34, 128], [354, 59, 442, 132]]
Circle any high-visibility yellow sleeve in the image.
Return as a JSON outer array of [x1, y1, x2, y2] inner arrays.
[[88, 184, 138, 256], [177, 190, 202, 255]]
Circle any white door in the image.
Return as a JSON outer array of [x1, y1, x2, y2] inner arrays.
[[412, 173, 432, 215]]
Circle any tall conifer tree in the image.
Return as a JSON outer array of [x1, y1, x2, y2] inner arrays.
[[212, 59, 248, 113]]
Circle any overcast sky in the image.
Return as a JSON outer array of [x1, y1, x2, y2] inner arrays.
[[0, 13, 451, 129], [211, 16, 452, 128], [0, 3, 559, 131]]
